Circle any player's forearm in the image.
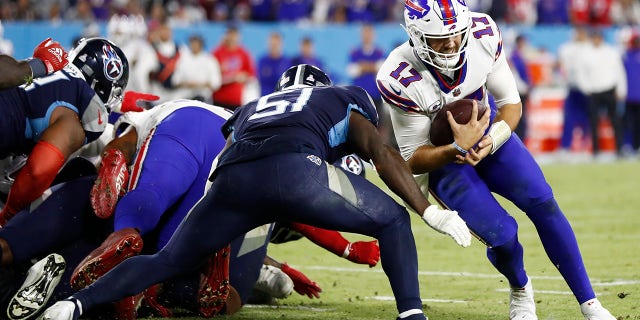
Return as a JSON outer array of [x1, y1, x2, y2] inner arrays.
[[0, 55, 32, 89], [493, 103, 522, 131], [103, 130, 138, 165], [407, 144, 461, 175], [373, 145, 429, 214]]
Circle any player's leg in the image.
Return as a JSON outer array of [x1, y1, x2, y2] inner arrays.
[[0, 175, 100, 264], [261, 153, 424, 318], [478, 134, 597, 305], [65, 162, 270, 317], [429, 164, 528, 288]]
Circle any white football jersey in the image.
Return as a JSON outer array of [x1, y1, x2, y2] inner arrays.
[[376, 12, 520, 161], [114, 99, 232, 150]]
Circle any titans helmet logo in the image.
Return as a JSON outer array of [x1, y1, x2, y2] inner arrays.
[[102, 44, 123, 82], [405, 0, 431, 19]]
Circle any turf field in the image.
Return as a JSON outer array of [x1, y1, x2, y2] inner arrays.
[[161, 161, 640, 320]]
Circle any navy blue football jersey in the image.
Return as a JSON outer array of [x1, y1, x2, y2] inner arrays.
[[219, 85, 378, 167], [0, 66, 107, 157]]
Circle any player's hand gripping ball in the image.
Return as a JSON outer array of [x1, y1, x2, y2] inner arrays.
[[429, 99, 487, 146]]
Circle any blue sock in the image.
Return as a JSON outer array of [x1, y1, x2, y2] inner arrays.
[[526, 198, 595, 303], [487, 233, 528, 288]]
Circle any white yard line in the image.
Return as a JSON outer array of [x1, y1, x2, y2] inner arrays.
[[304, 265, 640, 286]]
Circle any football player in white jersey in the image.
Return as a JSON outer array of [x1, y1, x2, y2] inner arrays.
[[376, 1, 617, 319]]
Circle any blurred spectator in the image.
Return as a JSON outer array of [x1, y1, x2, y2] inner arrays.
[[172, 34, 222, 102], [611, 0, 640, 26], [64, 0, 96, 22], [250, 0, 276, 21], [0, 20, 13, 56], [488, 0, 508, 23], [107, 14, 155, 94], [346, 0, 375, 23], [149, 19, 181, 102], [507, 0, 537, 25], [15, 0, 37, 20], [581, 28, 627, 158], [570, 0, 613, 25], [557, 25, 592, 156], [211, 25, 256, 110], [466, 0, 493, 13], [257, 32, 291, 96], [622, 33, 640, 155], [508, 34, 532, 139], [291, 36, 324, 69], [536, 0, 569, 25], [167, 0, 207, 26], [346, 24, 392, 144], [277, 0, 313, 22]]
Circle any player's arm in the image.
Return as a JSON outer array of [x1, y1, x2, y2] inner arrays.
[[390, 103, 489, 174], [0, 38, 68, 89], [289, 222, 379, 267], [347, 111, 471, 247], [90, 128, 138, 219], [264, 255, 322, 299], [480, 52, 522, 154], [0, 107, 85, 223]]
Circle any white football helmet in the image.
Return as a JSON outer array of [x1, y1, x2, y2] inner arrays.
[[403, 0, 472, 72]]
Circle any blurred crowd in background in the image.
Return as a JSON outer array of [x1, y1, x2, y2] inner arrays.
[[0, 0, 639, 26], [0, 0, 639, 161]]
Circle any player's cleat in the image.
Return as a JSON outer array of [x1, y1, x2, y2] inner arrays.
[[197, 244, 231, 317], [70, 228, 143, 290], [37, 299, 81, 320], [253, 264, 294, 299], [580, 298, 616, 320], [7, 253, 66, 320], [509, 278, 538, 320]]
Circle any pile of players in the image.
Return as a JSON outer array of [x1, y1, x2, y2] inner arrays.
[[0, 1, 619, 320]]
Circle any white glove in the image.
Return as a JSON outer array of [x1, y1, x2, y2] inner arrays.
[[422, 205, 472, 247]]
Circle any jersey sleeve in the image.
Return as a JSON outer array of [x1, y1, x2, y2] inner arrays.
[[486, 53, 521, 107], [388, 105, 432, 161], [80, 93, 109, 144], [344, 85, 379, 126]]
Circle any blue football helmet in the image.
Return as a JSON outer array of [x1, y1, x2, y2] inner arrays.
[[68, 37, 129, 112], [275, 64, 332, 92]]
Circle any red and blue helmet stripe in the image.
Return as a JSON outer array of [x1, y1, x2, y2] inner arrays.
[[436, 0, 458, 25]]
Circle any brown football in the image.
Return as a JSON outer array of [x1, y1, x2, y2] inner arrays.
[[429, 99, 487, 146]]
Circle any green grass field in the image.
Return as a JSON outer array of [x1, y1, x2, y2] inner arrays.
[[158, 161, 640, 320]]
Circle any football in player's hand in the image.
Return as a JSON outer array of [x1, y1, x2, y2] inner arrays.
[[429, 99, 487, 146]]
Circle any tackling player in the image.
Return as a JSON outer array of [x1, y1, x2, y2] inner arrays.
[[375, 1, 616, 319], [0, 38, 67, 89], [0, 37, 129, 226], [41, 64, 472, 320]]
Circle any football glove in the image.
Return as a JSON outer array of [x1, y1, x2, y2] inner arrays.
[[422, 205, 472, 247], [280, 263, 322, 299], [91, 149, 129, 219], [32, 38, 68, 76], [343, 240, 380, 267], [120, 91, 160, 113]]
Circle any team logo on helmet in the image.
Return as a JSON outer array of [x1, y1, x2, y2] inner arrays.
[[102, 44, 124, 82], [405, 0, 431, 19]]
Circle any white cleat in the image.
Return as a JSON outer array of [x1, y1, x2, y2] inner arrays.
[[253, 264, 294, 299], [37, 300, 80, 320], [7, 253, 66, 320], [581, 298, 617, 320], [509, 278, 538, 320]]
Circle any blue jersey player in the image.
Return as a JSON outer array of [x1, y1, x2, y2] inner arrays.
[[0, 38, 68, 90], [0, 37, 128, 226], [376, 1, 616, 319], [41, 64, 472, 320]]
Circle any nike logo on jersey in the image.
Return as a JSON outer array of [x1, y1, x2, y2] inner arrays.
[[389, 83, 402, 96]]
